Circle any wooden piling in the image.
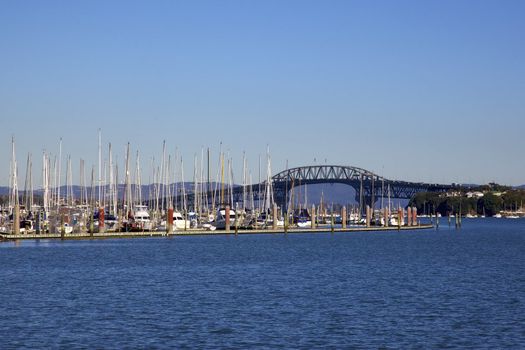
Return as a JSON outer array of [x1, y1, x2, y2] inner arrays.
[[167, 207, 173, 233], [89, 211, 94, 236], [366, 205, 371, 228], [60, 215, 65, 238], [407, 207, 412, 226], [13, 204, 20, 235], [342, 206, 347, 229], [272, 204, 278, 230], [311, 205, 316, 229], [235, 205, 239, 234], [225, 206, 230, 232], [36, 211, 41, 234], [98, 208, 105, 233]]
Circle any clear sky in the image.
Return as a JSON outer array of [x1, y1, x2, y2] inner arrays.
[[1, 0, 524, 186]]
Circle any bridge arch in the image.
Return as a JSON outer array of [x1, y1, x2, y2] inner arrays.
[[270, 165, 384, 208], [269, 165, 454, 209], [272, 165, 382, 184], [167, 165, 455, 210]]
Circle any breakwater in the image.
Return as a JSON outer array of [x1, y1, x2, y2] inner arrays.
[[0, 224, 433, 241]]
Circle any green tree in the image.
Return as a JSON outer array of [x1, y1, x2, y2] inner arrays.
[[479, 193, 503, 216], [501, 190, 525, 211], [408, 192, 442, 214], [437, 197, 461, 216]]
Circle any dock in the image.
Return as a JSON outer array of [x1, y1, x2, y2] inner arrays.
[[0, 224, 434, 241]]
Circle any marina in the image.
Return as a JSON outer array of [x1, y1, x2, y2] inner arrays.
[[1, 135, 447, 238], [2, 134, 521, 239]]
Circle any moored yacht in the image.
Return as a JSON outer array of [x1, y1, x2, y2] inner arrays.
[[293, 209, 311, 228], [128, 205, 153, 231], [214, 207, 237, 230], [173, 211, 191, 230]]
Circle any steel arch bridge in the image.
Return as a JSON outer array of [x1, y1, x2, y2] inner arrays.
[[168, 164, 457, 210], [269, 165, 455, 208]]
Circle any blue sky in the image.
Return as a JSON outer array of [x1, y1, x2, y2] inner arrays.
[[1, 0, 524, 186]]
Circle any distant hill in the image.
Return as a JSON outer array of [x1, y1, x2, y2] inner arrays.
[[0, 182, 409, 206], [294, 183, 355, 205], [0, 183, 197, 201]]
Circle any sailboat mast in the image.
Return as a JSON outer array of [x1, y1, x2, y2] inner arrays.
[[181, 157, 187, 214], [43, 152, 49, 212], [98, 129, 101, 207], [57, 138, 62, 207], [52, 156, 57, 209], [220, 151, 224, 206], [9, 136, 19, 212], [135, 151, 141, 206], [207, 147, 210, 211], [27, 153, 33, 210], [242, 151, 247, 209], [193, 154, 198, 213], [228, 157, 234, 207], [304, 183, 307, 209], [124, 143, 132, 217], [199, 147, 204, 215], [167, 155, 172, 210], [381, 176, 384, 211], [67, 155, 73, 206], [258, 154, 261, 213], [102, 159, 107, 210], [90, 165, 95, 214], [23, 153, 31, 209], [161, 140, 166, 213]]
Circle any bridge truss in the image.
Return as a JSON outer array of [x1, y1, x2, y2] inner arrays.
[[165, 165, 456, 210]]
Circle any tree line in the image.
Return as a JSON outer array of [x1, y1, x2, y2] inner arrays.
[[408, 186, 525, 217]]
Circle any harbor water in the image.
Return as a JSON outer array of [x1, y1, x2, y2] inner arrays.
[[1, 219, 524, 348]]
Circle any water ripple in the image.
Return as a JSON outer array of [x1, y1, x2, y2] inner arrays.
[[1, 221, 524, 348]]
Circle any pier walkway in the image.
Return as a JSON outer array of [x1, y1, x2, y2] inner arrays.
[[0, 224, 434, 241]]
